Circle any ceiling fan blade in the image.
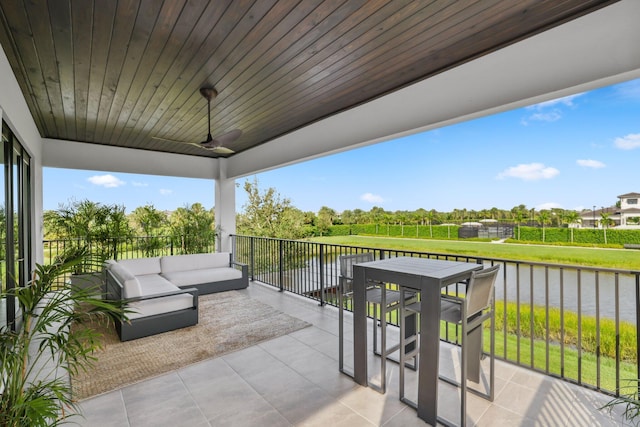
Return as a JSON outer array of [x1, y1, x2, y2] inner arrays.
[[187, 142, 212, 151], [153, 88, 242, 155], [212, 129, 242, 145], [209, 146, 235, 154]]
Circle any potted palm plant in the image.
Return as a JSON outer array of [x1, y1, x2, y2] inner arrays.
[[602, 380, 640, 425], [0, 247, 127, 426]]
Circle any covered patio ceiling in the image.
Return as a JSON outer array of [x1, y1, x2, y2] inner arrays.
[[0, 1, 639, 181], [0, 0, 633, 176]]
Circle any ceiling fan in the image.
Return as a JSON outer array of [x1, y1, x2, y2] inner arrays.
[[152, 86, 242, 154]]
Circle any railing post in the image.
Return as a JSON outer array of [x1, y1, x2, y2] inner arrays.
[[113, 238, 118, 261], [279, 239, 284, 292], [636, 273, 640, 396], [318, 244, 325, 306], [250, 237, 255, 281]]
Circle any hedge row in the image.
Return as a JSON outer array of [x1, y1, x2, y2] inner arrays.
[[325, 224, 640, 246], [326, 224, 459, 239], [517, 226, 640, 245]]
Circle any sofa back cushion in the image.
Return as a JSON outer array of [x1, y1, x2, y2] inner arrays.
[[118, 257, 162, 276], [160, 252, 230, 273], [110, 263, 142, 298]]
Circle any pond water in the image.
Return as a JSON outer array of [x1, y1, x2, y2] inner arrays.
[[272, 255, 639, 325], [491, 263, 638, 324]]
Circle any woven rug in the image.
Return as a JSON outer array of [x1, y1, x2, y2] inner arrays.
[[71, 290, 310, 400]]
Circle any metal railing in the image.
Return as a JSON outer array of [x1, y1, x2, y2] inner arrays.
[[232, 234, 640, 397], [43, 235, 216, 285]]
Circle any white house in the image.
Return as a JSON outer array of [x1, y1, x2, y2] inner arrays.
[[617, 192, 640, 227], [580, 192, 640, 228]]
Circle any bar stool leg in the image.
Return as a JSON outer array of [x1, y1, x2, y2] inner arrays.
[[399, 286, 419, 409], [338, 277, 353, 378]]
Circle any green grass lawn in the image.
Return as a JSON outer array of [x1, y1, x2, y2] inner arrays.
[[309, 235, 640, 270]]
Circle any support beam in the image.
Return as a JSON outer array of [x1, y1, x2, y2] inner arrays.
[[214, 158, 236, 253]]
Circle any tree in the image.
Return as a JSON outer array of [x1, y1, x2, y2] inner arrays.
[[52, 200, 132, 270], [513, 210, 525, 240], [426, 210, 437, 238], [236, 177, 308, 239], [131, 205, 169, 256], [368, 206, 386, 225], [169, 203, 215, 254], [130, 204, 167, 236], [600, 212, 614, 244], [563, 211, 581, 243], [317, 206, 336, 236], [537, 210, 551, 242], [340, 210, 354, 227]]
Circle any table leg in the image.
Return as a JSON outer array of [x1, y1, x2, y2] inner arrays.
[[352, 265, 368, 386], [417, 278, 440, 425]]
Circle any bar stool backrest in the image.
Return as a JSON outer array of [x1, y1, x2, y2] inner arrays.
[[465, 265, 500, 317], [338, 252, 374, 294]]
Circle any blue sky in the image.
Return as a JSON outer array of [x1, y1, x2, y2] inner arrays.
[[44, 77, 640, 214]]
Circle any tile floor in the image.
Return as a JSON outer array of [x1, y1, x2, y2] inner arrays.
[[70, 282, 630, 426]]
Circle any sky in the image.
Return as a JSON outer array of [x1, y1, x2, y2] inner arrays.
[[44, 77, 640, 214]]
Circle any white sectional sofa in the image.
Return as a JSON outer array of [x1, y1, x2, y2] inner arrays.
[[105, 252, 248, 341]]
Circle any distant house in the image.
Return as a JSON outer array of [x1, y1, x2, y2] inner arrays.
[[579, 192, 640, 228]]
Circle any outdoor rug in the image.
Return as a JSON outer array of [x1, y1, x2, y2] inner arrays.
[[71, 290, 311, 400]]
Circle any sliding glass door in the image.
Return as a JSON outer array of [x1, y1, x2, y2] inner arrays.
[[1, 121, 31, 329]]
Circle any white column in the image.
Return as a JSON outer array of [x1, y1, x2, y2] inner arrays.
[[214, 158, 236, 253]]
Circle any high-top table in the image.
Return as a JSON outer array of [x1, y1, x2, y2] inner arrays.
[[352, 257, 483, 425]]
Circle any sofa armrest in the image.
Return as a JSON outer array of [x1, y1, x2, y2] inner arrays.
[[230, 260, 248, 277]]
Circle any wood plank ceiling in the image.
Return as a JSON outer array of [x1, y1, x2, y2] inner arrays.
[[0, 0, 617, 157]]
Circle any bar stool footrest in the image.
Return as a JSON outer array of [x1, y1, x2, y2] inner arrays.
[[439, 374, 493, 402]]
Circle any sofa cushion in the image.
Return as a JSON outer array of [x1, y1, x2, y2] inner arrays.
[[160, 252, 229, 273], [162, 267, 242, 288], [137, 274, 180, 295], [110, 263, 142, 299], [128, 294, 194, 320], [118, 257, 162, 276]]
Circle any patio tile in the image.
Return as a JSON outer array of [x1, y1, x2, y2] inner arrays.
[[120, 372, 209, 426], [475, 405, 537, 427], [71, 281, 630, 427], [69, 390, 129, 427], [178, 357, 289, 426]]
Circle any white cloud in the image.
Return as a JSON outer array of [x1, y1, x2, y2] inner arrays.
[[360, 192, 384, 204], [132, 181, 148, 187], [614, 80, 640, 100], [496, 163, 559, 181], [576, 159, 605, 169], [536, 202, 563, 210], [524, 110, 562, 123], [159, 189, 173, 195], [87, 174, 125, 188], [522, 93, 584, 125], [528, 93, 584, 109], [614, 133, 640, 150]]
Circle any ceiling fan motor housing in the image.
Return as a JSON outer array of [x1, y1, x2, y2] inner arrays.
[[199, 87, 218, 100]]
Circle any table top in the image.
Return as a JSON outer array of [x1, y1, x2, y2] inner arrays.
[[355, 256, 482, 281]]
